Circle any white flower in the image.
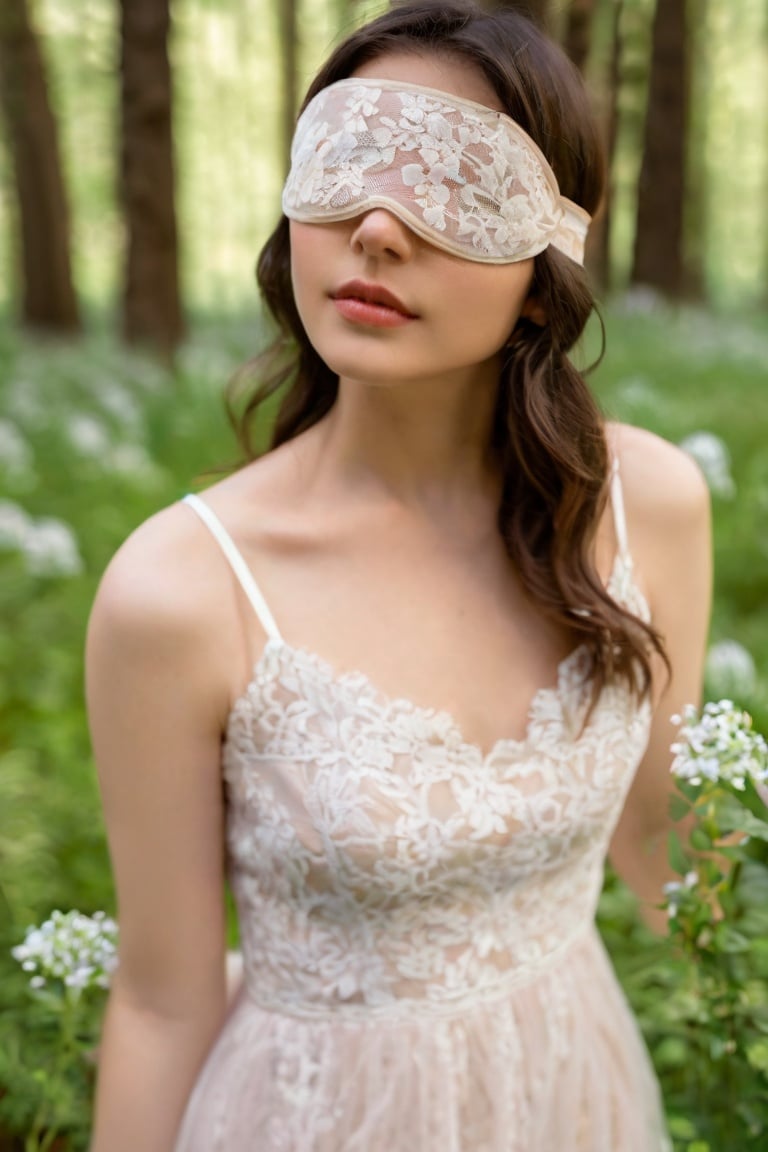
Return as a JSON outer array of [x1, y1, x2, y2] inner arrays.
[[616, 285, 665, 315], [0, 499, 32, 548], [615, 375, 657, 409], [108, 443, 166, 487], [6, 377, 48, 428], [67, 413, 111, 457], [11, 910, 119, 999], [23, 517, 83, 577], [705, 640, 757, 700], [670, 700, 768, 789], [679, 431, 735, 498], [0, 419, 33, 476], [0, 504, 83, 576], [97, 385, 142, 432], [663, 870, 698, 917]]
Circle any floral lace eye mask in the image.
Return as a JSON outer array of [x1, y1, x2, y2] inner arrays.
[[282, 78, 591, 265]]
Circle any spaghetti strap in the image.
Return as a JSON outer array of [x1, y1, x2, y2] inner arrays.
[[181, 493, 283, 644], [608, 455, 632, 568]]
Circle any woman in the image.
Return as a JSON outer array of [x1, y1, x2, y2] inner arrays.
[[86, 2, 711, 1149]]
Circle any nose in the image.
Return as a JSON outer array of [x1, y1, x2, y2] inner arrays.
[[349, 208, 415, 261]]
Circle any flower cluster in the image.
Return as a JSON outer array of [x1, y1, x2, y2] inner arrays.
[[11, 910, 119, 997], [0, 499, 83, 577], [705, 639, 757, 700], [670, 700, 768, 790], [678, 430, 735, 499], [663, 870, 699, 918]]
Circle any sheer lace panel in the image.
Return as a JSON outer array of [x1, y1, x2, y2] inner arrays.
[[222, 558, 651, 1018], [282, 79, 591, 265], [174, 480, 670, 1152]]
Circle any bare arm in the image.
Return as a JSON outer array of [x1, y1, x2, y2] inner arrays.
[[86, 507, 234, 1152], [608, 428, 713, 934]]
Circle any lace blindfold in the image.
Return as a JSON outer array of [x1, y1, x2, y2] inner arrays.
[[282, 78, 591, 266]]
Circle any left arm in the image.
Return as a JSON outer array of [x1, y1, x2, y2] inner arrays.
[[608, 427, 713, 934]]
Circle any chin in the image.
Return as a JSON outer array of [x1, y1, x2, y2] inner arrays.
[[318, 351, 416, 388]]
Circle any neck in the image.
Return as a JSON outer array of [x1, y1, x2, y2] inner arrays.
[[307, 362, 503, 514]]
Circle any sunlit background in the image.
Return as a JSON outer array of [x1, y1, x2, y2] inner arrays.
[[1, 0, 767, 313]]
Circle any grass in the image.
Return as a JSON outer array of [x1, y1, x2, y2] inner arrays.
[[0, 297, 766, 1148], [590, 296, 768, 721]]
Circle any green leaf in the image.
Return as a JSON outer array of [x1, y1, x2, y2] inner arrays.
[[668, 829, 690, 876], [669, 791, 692, 822], [733, 860, 768, 907], [746, 1039, 768, 1074], [690, 827, 714, 851], [713, 923, 750, 953], [734, 777, 768, 822], [666, 1114, 698, 1139], [651, 1035, 689, 1069], [715, 796, 768, 841]]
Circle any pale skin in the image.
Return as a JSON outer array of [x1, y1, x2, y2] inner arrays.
[[86, 51, 712, 1152]]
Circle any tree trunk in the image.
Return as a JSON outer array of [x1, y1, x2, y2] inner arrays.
[[277, 0, 298, 179], [0, 0, 80, 332], [563, 0, 598, 75], [119, 0, 183, 352], [522, 0, 551, 30], [630, 0, 689, 297], [590, 0, 623, 290], [681, 0, 708, 299], [491, 1, 551, 32]]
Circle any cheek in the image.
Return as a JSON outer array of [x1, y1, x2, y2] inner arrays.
[[289, 232, 309, 295], [289, 236, 322, 329], [449, 269, 533, 345]]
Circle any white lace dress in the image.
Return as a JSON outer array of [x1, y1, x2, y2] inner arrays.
[[173, 463, 671, 1152]]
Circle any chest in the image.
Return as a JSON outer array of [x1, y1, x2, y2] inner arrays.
[[241, 527, 583, 753]]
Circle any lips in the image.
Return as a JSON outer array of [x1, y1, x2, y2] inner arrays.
[[331, 279, 416, 318]]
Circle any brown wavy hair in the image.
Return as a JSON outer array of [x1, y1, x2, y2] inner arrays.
[[225, 0, 669, 715]]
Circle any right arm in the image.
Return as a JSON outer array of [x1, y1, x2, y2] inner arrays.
[[86, 507, 234, 1152]]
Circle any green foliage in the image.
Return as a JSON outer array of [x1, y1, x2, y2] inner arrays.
[[635, 772, 768, 1149], [0, 301, 767, 1146], [591, 301, 768, 1149], [588, 299, 768, 733], [0, 957, 104, 1151], [0, 313, 256, 1147]]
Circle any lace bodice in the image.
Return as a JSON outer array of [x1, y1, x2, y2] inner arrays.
[[182, 460, 653, 1022], [174, 467, 671, 1152]]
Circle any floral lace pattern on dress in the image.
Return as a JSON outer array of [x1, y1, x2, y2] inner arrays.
[[282, 78, 591, 265], [172, 500, 672, 1152], [223, 555, 652, 1020]]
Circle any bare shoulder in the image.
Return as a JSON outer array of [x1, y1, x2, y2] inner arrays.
[[606, 420, 710, 529], [86, 499, 235, 723], [90, 501, 217, 640], [605, 420, 712, 625]]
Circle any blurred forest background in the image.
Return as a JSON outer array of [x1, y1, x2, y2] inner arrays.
[[2, 0, 768, 336], [1, 1, 768, 1150]]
